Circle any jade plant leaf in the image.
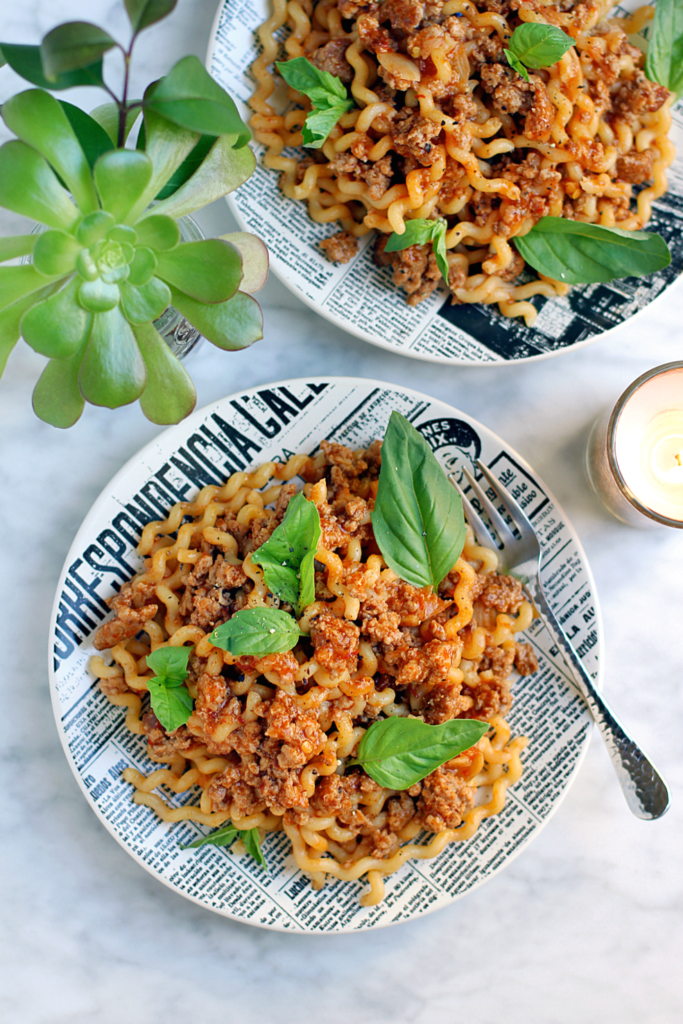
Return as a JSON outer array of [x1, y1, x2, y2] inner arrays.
[[32, 229, 81, 277], [155, 239, 242, 303], [143, 56, 251, 146], [149, 133, 256, 220], [21, 277, 91, 358], [0, 264, 66, 311], [0, 42, 105, 90], [58, 100, 115, 170], [79, 307, 146, 407], [0, 140, 79, 230], [134, 215, 179, 251], [126, 108, 200, 222], [76, 210, 115, 247], [127, 246, 158, 286], [79, 278, 121, 313], [119, 277, 171, 323], [0, 284, 58, 377], [0, 235, 37, 262], [2, 89, 99, 213], [125, 0, 178, 33], [41, 22, 118, 80], [32, 340, 88, 428], [219, 233, 268, 293], [94, 149, 153, 222], [153, 133, 214, 200], [170, 287, 263, 350], [133, 321, 197, 424]]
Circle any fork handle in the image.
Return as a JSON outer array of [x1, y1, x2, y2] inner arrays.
[[524, 580, 670, 820]]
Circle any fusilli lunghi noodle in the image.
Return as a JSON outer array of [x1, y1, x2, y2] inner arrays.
[[250, 0, 674, 324], [91, 439, 539, 906]]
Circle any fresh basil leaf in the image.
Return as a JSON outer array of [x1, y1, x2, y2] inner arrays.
[[432, 221, 449, 286], [385, 219, 449, 286], [351, 717, 489, 789], [125, 0, 178, 33], [180, 822, 239, 849], [146, 644, 191, 683], [0, 42, 105, 90], [240, 827, 268, 870], [504, 49, 530, 83], [276, 56, 353, 148], [210, 607, 303, 656], [372, 411, 466, 590], [41, 23, 118, 81], [506, 23, 574, 70], [514, 217, 671, 285], [252, 491, 321, 614], [645, 0, 683, 97], [147, 676, 193, 731]]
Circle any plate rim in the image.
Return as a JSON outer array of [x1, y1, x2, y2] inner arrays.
[[206, 0, 683, 368], [47, 374, 602, 932]]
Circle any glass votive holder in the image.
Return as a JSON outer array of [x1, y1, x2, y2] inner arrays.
[[585, 361, 683, 529]]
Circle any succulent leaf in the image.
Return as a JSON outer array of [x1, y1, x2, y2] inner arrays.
[[79, 278, 120, 312], [170, 286, 263, 350], [128, 246, 158, 286], [134, 215, 179, 251], [149, 133, 256, 221], [119, 277, 170, 323], [155, 239, 242, 303], [0, 42, 105, 90], [0, 235, 37, 262], [33, 344, 87, 427], [0, 140, 79, 230], [90, 102, 142, 145], [41, 23, 118, 79], [126, 108, 199, 222], [76, 210, 115, 247], [94, 149, 153, 222], [143, 56, 251, 146], [33, 229, 81, 277], [58, 100, 115, 170], [1, 284, 58, 377], [219, 232, 269, 293], [108, 225, 138, 245], [153, 133, 214, 200], [21, 276, 91, 357], [133, 320, 196, 424], [0, 264, 66, 311], [2, 90, 99, 212], [79, 306, 146, 407]]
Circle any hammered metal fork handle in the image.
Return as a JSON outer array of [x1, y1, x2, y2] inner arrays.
[[524, 577, 670, 820]]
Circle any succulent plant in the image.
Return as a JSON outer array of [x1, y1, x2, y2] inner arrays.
[[0, 1, 268, 427]]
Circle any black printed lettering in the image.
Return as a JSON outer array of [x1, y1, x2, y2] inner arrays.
[[171, 446, 223, 489], [199, 424, 246, 473], [230, 398, 280, 438], [211, 413, 262, 463], [258, 388, 299, 425]]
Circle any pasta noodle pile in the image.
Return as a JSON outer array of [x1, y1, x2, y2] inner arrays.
[[91, 440, 538, 906], [250, 0, 675, 323]]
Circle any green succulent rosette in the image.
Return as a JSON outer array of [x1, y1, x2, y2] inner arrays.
[[0, 79, 268, 428]]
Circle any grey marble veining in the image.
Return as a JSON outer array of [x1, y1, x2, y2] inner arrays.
[[1, 2, 682, 1022]]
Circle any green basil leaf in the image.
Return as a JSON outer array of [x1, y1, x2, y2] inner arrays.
[[352, 717, 489, 789], [143, 56, 251, 147], [147, 676, 193, 731], [125, 0, 178, 33], [155, 238, 242, 303], [276, 57, 353, 148], [385, 218, 435, 251], [168, 286, 263, 351], [41, 22, 118, 80], [372, 411, 466, 589], [210, 607, 302, 656], [645, 0, 683, 97], [240, 827, 268, 870], [514, 217, 671, 285], [0, 42, 104, 89], [133, 320, 197, 425], [504, 49, 530, 83], [146, 644, 191, 683], [180, 822, 239, 849], [506, 23, 574, 70], [58, 100, 115, 170], [432, 221, 449, 287], [252, 491, 321, 614]]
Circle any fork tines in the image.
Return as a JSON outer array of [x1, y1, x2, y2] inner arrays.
[[448, 459, 535, 554]]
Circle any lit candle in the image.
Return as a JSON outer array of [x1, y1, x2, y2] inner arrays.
[[585, 362, 683, 528]]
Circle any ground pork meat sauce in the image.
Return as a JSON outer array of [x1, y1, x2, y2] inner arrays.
[[254, 1, 673, 320], [93, 439, 538, 897]]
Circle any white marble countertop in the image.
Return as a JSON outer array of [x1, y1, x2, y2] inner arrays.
[[1, 2, 682, 1022]]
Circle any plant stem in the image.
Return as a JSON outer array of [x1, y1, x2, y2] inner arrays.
[[117, 32, 138, 148]]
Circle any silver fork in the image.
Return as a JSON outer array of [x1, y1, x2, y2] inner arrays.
[[450, 459, 670, 820]]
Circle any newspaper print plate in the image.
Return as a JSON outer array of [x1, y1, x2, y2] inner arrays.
[[49, 378, 600, 933], [207, 0, 683, 366]]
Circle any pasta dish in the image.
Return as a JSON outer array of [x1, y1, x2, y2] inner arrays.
[[91, 438, 538, 906], [250, 0, 675, 324]]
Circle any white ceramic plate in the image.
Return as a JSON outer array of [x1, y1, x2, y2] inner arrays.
[[49, 377, 600, 933], [207, 0, 683, 366]]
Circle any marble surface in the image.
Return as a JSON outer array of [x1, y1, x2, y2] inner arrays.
[[1, 2, 682, 1022]]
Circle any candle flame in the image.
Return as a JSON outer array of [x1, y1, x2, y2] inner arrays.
[[676, 453, 682, 468]]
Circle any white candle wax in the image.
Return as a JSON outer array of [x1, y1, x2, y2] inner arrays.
[[614, 367, 683, 522]]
